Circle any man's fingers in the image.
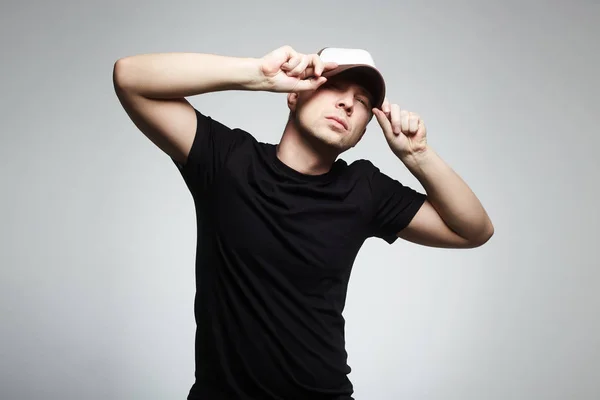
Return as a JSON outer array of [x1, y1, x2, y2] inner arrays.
[[282, 51, 302, 72], [290, 54, 325, 78], [409, 114, 420, 134], [400, 111, 420, 135], [382, 98, 391, 115], [287, 54, 310, 77], [373, 108, 393, 138], [312, 76, 328, 89], [310, 54, 324, 77], [391, 105, 403, 135], [283, 52, 339, 80], [376, 102, 420, 137], [308, 56, 337, 78], [295, 76, 327, 92], [400, 109, 410, 133], [322, 61, 339, 72]]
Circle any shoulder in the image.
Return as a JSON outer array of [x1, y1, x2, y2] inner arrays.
[[344, 158, 426, 205], [194, 107, 256, 141], [343, 158, 384, 182]]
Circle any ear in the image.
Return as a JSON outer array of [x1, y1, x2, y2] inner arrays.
[[287, 92, 299, 112]]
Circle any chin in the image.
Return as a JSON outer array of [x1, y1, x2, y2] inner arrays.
[[297, 118, 354, 152], [311, 130, 353, 153]]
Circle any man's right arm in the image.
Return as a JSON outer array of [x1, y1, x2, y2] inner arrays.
[[112, 53, 263, 164]]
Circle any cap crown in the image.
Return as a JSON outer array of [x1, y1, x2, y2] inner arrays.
[[318, 47, 378, 69]]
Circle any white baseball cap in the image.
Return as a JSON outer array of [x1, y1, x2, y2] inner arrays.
[[317, 47, 386, 109]]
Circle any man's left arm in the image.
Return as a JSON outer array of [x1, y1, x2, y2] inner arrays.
[[373, 101, 494, 249]]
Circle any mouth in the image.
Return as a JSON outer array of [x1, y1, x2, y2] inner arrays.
[[325, 116, 348, 131]]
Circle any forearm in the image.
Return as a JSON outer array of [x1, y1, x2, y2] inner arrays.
[[113, 52, 263, 98], [401, 146, 494, 241]]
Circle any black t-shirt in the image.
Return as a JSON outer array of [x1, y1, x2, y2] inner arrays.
[[172, 108, 426, 399]]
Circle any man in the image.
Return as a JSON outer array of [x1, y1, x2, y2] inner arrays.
[[113, 45, 494, 399]]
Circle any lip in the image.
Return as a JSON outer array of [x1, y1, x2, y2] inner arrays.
[[326, 116, 348, 130]]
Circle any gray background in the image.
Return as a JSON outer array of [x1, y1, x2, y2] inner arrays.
[[1, 1, 598, 399]]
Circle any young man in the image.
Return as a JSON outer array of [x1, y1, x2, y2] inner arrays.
[[113, 45, 494, 400]]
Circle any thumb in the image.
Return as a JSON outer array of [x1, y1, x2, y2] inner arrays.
[[373, 108, 394, 140], [294, 76, 327, 92]]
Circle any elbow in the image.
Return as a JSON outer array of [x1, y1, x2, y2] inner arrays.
[[483, 218, 495, 242], [113, 59, 125, 92], [468, 220, 495, 248], [113, 57, 134, 92]]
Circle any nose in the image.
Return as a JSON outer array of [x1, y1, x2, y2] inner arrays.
[[336, 92, 355, 113]]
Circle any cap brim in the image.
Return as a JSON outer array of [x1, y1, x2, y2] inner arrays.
[[322, 65, 386, 109]]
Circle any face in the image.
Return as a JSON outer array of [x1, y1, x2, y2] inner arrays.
[[288, 75, 374, 153]]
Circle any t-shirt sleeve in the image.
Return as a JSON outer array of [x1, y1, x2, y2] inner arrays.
[[172, 107, 250, 197], [366, 162, 427, 244]]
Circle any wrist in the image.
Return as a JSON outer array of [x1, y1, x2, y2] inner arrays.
[[234, 57, 265, 91], [398, 146, 438, 177], [399, 145, 433, 165]]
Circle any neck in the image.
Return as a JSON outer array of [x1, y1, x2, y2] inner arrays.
[[277, 114, 338, 176]]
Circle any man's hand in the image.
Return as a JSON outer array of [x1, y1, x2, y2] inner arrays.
[[372, 99, 494, 247], [257, 45, 338, 93], [373, 98, 428, 160]]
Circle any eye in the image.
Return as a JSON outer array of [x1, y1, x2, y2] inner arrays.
[[356, 97, 369, 107]]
